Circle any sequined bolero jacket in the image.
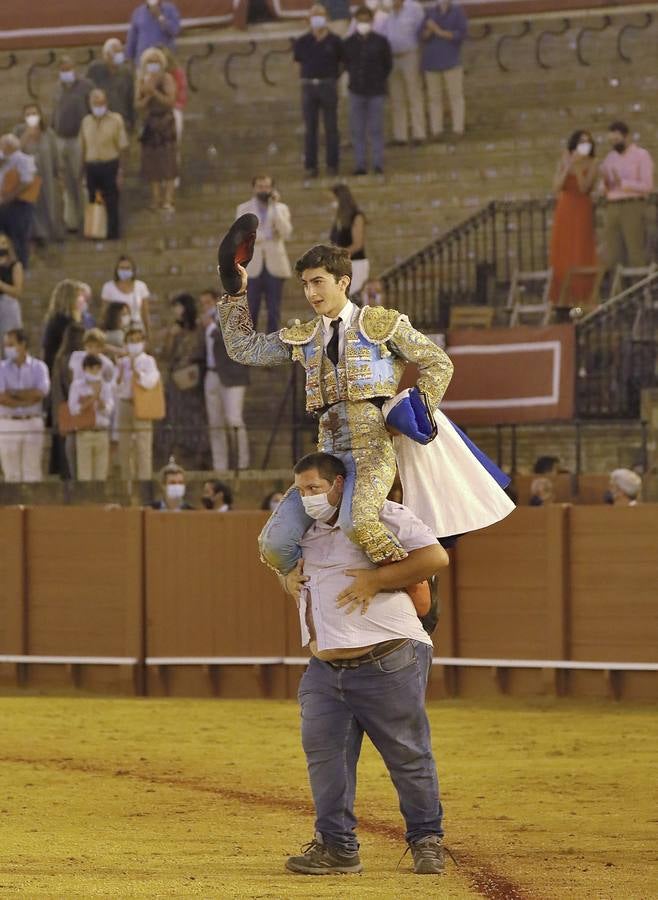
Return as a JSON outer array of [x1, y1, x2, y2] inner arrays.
[[217, 297, 453, 414]]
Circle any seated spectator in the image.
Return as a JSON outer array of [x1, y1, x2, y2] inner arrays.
[[0, 133, 38, 268], [533, 455, 560, 475], [201, 479, 233, 511], [68, 353, 114, 481], [116, 322, 160, 480], [69, 328, 116, 383], [529, 477, 554, 506], [151, 456, 193, 510], [261, 489, 284, 512], [14, 103, 65, 245], [87, 38, 135, 133], [0, 328, 50, 482], [608, 468, 642, 506], [0, 233, 23, 352], [135, 47, 178, 212], [80, 89, 129, 240], [126, 0, 181, 65], [101, 255, 151, 334], [101, 301, 131, 354]]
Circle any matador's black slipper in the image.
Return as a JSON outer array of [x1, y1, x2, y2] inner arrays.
[[217, 213, 259, 295]]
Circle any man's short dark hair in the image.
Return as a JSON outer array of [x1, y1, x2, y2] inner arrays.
[[252, 173, 274, 186], [293, 452, 347, 483], [206, 479, 233, 506], [355, 5, 374, 19], [533, 455, 559, 474], [5, 328, 27, 346], [82, 353, 102, 370], [294, 244, 352, 283], [608, 120, 629, 136], [161, 456, 185, 482]]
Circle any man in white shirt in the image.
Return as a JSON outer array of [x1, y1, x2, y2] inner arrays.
[[116, 322, 160, 480], [0, 328, 49, 482], [282, 451, 448, 877], [68, 353, 114, 480]]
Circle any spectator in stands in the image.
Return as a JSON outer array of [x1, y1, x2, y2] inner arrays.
[[608, 468, 642, 506], [101, 301, 131, 354], [347, 0, 389, 35], [601, 121, 654, 271], [69, 328, 116, 384], [420, 0, 467, 141], [0, 328, 50, 483], [159, 293, 207, 470], [14, 103, 65, 246], [0, 233, 23, 353], [200, 289, 250, 472], [51, 322, 85, 480], [379, 0, 426, 147], [0, 134, 38, 268], [261, 489, 284, 511], [533, 455, 559, 476], [294, 5, 344, 178], [329, 184, 369, 295], [201, 479, 233, 511], [87, 38, 136, 134], [360, 277, 384, 306], [126, 0, 181, 65], [52, 56, 92, 234], [236, 175, 293, 333], [116, 322, 160, 481], [101, 255, 152, 334], [68, 353, 114, 481], [549, 130, 598, 310], [162, 47, 187, 181], [80, 89, 129, 241], [343, 6, 392, 176], [136, 47, 178, 212], [151, 456, 193, 510], [529, 477, 554, 507], [42, 279, 87, 374]]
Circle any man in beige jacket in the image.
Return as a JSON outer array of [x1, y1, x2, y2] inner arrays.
[[236, 174, 293, 332]]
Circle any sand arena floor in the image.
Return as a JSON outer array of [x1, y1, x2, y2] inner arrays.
[[0, 695, 655, 899]]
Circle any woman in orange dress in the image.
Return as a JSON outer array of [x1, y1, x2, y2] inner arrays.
[[549, 129, 599, 309]]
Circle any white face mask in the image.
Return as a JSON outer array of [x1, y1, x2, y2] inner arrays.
[[25, 114, 41, 128], [166, 483, 186, 500], [147, 0, 159, 6], [301, 490, 338, 522], [310, 15, 327, 29], [85, 372, 102, 382], [120, 314, 131, 327], [117, 268, 133, 281], [92, 105, 107, 117], [146, 62, 161, 74], [576, 142, 592, 157], [356, 22, 372, 35], [4, 346, 19, 361], [127, 341, 144, 356], [113, 52, 125, 66], [60, 70, 75, 84]]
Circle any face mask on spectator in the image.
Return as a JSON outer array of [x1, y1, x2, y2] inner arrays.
[[576, 142, 592, 157], [60, 70, 75, 84], [127, 341, 144, 355], [356, 22, 372, 35], [4, 346, 19, 361], [85, 372, 103, 382], [146, 62, 162, 74], [92, 105, 107, 118], [117, 268, 133, 281], [166, 483, 186, 500], [310, 15, 327, 29], [301, 489, 338, 522], [25, 114, 41, 128], [147, 0, 159, 6], [120, 314, 131, 327], [113, 52, 125, 65]]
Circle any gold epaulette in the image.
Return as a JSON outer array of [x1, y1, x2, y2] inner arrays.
[[359, 306, 406, 344], [278, 317, 322, 345]]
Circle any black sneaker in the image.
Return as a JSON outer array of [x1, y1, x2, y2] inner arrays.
[[409, 834, 445, 874], [286, 833, 363, 875]]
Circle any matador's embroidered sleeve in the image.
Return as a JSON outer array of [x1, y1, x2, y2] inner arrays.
[[387, 317, 454, 409], [217, 297, 291, 367]]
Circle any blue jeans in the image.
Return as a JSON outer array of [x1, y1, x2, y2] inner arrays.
[[247, 264, 284, 333], [349, 93, 385, 171], [298, 641, 443, 852]]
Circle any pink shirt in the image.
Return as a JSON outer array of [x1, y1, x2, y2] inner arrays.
[[601, 144, 654, 201]]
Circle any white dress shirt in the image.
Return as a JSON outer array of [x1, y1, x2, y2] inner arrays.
[[116, 352, 160, 400], [0, 355, 50, 417], [68, 377, 115, 428], [321, 299, 356, 360], [205, 321, 217, 369], [298, 500, 436, 652]]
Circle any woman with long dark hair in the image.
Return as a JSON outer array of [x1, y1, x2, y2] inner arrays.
[[329, 183, 369, 296], [549, 128, 599, 308]]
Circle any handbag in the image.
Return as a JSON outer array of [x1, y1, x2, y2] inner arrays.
[[171, 363, 200, 391], [133, 377, 166, 421], [57, 401, 96, 435], [83, 191, 108, 240], [1, 168, 42, 204]]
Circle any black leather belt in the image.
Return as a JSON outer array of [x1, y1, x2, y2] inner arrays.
[[317, 396, 387, 419], [326, 638, 410, 669]]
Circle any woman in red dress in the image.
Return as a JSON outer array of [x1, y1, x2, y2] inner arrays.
[[549, 129, 599, 308]]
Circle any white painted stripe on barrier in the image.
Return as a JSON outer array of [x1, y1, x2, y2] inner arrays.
[[145, 656, 284, 666], [0, 655, 138, 665], [432, 657, 658, 671]]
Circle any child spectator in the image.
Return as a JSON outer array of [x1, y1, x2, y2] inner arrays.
[[68, 353, 114, 480]]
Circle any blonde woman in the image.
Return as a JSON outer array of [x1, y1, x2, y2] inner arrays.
[[135, 47, 178, 212], [42, 279, 87, 373]]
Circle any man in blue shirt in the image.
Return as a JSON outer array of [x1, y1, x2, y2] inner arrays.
[[419, 0, 467, 139], [126, 0, 181, 65]]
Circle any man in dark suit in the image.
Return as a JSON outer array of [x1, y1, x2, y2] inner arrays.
[[200, 289, 250, 471]]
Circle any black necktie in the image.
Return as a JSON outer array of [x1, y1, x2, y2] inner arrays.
[[327, 319, 340, 366]]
